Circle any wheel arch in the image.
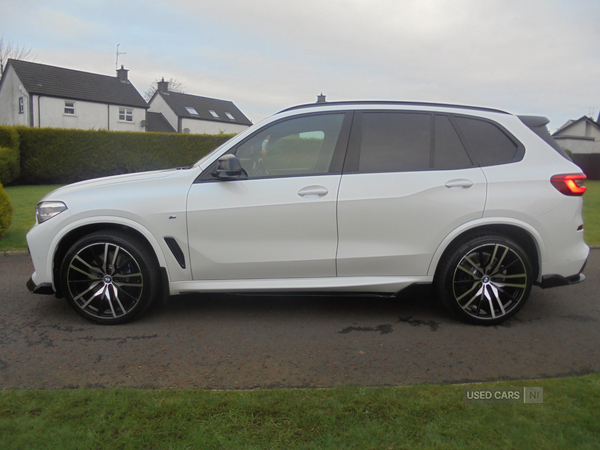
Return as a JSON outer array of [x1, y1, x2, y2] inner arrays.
[[429, 221, 543, 284], [50, 219, 169, 297]]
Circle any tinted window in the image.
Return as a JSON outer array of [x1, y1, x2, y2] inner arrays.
[[455, 117, 519, 166], [434, 115, 473, 170], [359, 113, 431, 172], [235, 114, 345, 178]]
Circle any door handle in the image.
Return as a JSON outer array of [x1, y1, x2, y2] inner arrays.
[[445, 179, 473, 189], [298, 186, 329, 198]]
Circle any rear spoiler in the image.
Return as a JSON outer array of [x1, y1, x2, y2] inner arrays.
[[518, 115, 572, 161]]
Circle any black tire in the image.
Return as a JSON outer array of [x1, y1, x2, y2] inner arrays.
[[436, 233, 533, 325], [60, 230, 160, 324]]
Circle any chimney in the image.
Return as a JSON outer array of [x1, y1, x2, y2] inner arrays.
[[157, 78, 169, 93], [116, 65, 129, 82], [316, 93, 326, 103]]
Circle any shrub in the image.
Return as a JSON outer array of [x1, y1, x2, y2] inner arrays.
[[0, 181, 13, 238], [18, 127, 233, 184], [0, 126, 21, 185]]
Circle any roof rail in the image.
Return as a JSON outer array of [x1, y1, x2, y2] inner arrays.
[[279, 100, 509, 115]]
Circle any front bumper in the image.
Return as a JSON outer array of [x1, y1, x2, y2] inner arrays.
[[26, 277, 55, 295]]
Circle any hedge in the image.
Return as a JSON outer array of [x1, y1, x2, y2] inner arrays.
[[0, 126, 21, 185], [0, 181, 12, 238], [17, 128, 234, 184]]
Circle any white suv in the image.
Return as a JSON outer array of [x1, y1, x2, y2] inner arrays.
[[26, 101, 589, 325]]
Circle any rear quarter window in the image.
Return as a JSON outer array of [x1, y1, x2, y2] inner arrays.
[[454, 116, 523, 166]]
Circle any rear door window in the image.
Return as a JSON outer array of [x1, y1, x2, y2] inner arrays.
[[434, 115, 473, 170], [358, 112, 431, 172], [347, 111, 474, 173]]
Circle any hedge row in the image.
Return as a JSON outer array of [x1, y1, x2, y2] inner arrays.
[[0, 181, 12, 238], [0, 126, 21, 185], [0, 127, 19, 236], [17, 128, 234, 184]]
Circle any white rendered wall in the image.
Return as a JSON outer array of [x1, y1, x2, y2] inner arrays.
[[555, 137, 600, 154], [0, 67, 30, 126], [31, 96, 145, 131], [147, 94, 179, 131], [181, 117, 248, 135]]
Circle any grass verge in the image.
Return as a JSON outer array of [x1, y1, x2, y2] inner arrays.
[[1, 374, 599, 449], [583, 180, 600, 246], [0, 185, 61, 251]]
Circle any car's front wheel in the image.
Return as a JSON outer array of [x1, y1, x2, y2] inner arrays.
[[436, 233, 533, 325], [60, 230, 160, 324]]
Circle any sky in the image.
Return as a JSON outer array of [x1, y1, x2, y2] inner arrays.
[[2, 0, 599, 130]]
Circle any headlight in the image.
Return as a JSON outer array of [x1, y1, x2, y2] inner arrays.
[[36, 201, 68, 224]]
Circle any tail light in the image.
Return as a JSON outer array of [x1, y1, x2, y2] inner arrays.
[[551, 174, 587, 196]]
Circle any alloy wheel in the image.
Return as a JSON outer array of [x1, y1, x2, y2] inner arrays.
[[451, 242, 529, 321], [65, 241, 144, 321]]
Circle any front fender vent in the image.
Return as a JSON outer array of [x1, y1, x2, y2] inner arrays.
[[164, 237, 186, 269]]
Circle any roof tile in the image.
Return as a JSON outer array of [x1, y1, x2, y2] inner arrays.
[[8, 59, 147, 108]]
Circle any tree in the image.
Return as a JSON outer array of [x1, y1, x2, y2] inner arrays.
[[144, 77, 185, 101], [0, 38, 34, 75]]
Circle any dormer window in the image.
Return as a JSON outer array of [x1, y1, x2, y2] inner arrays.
[[225, 112, 235, 120], [64, 101, 75, 115], [209, 110, 219, 118], [185, 107, 199, 115]]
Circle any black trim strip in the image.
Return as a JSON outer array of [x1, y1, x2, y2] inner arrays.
[[164, 237, 186, 269]]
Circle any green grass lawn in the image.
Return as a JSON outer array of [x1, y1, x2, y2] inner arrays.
[[1, 374, 599, 449], [583, 180, 600, 246], [1, 185, 61, 251]]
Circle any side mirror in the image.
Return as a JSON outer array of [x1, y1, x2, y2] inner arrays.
[[212, 154, 243, 179]]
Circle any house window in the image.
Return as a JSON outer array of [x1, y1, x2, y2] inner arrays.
[[64, 101, 75, 115], [119, 108, 133, 122], [19, 97, 24, 114], [209, 110, 219, 118], [185, 107, 199, 115], [225, 112, 235, 120]]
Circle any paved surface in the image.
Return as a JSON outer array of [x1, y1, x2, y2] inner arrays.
[[0, 251, 599, 390]]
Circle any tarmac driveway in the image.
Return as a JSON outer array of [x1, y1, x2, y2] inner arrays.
[[0, 250, 598, 389]]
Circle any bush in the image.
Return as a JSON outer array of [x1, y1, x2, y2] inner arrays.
[[17, 127, 233, 184], [0, 181, 13, 238], [0, 126, 21, 185]]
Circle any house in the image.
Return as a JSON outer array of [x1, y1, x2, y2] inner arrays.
[[552, 115, 600, 180], [147, 79, 252, 134], [0, 59, 148, 131]]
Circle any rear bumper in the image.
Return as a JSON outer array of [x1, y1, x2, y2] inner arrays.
[[26, 277, 55, 295], [539, 254, 588, 289], [539, 273, 586, 289]]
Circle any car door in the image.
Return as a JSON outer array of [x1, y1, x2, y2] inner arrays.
[[336, 111, 487, 277], [187, 112, 352, 280]]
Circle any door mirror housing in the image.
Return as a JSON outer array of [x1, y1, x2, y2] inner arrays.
[[212, 154, 243, 179]]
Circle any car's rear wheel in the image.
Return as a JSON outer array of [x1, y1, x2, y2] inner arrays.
[[60, 230, 160, 324], [436, 233, 533, 325]]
